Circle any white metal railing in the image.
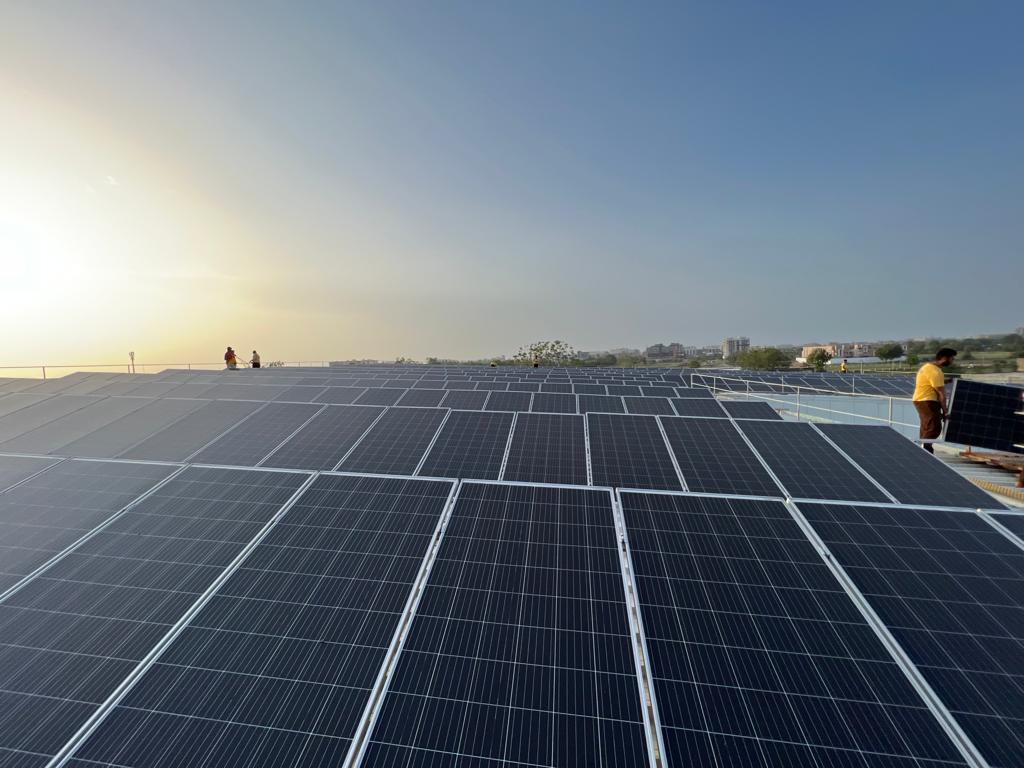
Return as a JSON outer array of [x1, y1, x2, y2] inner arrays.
[[0, 360, 335, 379], [694, 373, 918, 434]]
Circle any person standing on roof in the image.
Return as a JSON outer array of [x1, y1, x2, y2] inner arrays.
[[839, 359, 848, 374], [251, 350, 261, 369], [532, 354, 540, 369], [224, 347, 239, 370], [912, 347, 956, 454]]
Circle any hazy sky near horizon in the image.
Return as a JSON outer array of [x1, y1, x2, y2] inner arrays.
[[2, 1, 1021, 365]]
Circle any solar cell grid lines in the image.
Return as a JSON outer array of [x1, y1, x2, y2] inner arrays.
[[540, 382, 573, 393], [670, 398, 727, 418], [673, 387, 714, 399], [0, 455, 61, 493], [946, 379, 1024, 454], [313, 386, 369, 405], [719, 400, 782, 420], [0, 466, 309, 766], [737, 420, 891, 503], [354, 388, 408, 407], [360, 482, 651, 767], [417, 410, 515, 480], [817, 423, 1005, 509], [119, 400, 263, 461], [587, 413, 682, 491], [507, 382, 541, 393], [531, 392, 578, 414], [659, 417, 784, 497], [607, 384, 642, 397], [501, 413, 588, 486], [799, 502, 1024, 768], [395, 388, 447, 407], [623, 396, 675, 416], [55, 398, 209, 459], [439, 389, 489, 410], [0, 459, 176, 594], [272, 384, 328, 402], [576, 394, 625, 415], [485, 391, 533, 413], [0, 397, 154, 455], [189, 402, 324, 467], [337, 407, 449, 475], [620, 492, 970, 768], [0, 395, 105, 444], [66, 473, 455, 768]]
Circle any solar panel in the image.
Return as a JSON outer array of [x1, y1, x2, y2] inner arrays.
[[670, 398, 727, 418], [65, 473, 454, 768], [607, 384, 642, 396], [640, 386, 677, 398], [189, 402, 324, 466], [578, 394, 626, 414], [674, 386, 714, 399], [439, 389, 488, 410], [587, 413, 682, 491], [0, 466, 308, 765], [660, 416, 784, 497], [201, 383, 289, 401], [540, 381, 573, 393], [507, 381, 541, 393], [620, 492, 970, 768], [995, 513, 1024, 541], [119, 400, 263, 461], [359, 482, 652, 766], [574, 383, 607, 395], [624, 396, 675, 416], [530, 392, 578, 414], [313, 386, 368, 405], [354, 387, 408, 406], [800, 502, 1024, 767], [719, 400, 782, 420], [418, 410, 514, 480], [337, 407, 449, 475], [0, 395, 105, 444], [54, 398, 208, 459], [736, 421, 891, 502], [502, 413, 588, 485], [0, 459, 176, 594], [817, 423, 1005, 509], [485, 391, 532, 412], [396, 388, 447, 407], [0, 455, 60, 493], [946, 379, 1024, 454], [272, 384, 328, 402]]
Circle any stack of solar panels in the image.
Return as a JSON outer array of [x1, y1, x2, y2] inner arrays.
[[0, 364, 1019, 768]]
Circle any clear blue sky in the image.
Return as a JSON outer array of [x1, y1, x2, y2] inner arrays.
[[2, 1, 1021, 363]]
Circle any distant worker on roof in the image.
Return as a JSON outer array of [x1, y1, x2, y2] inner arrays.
[[251, 350, 261, 369], [224, 347, 239, 370], [912, 347, 956, 454], [839, 359, 848, 374], [532, 354, 540, 369]]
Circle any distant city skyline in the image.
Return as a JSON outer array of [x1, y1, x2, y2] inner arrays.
[[2, 2, 1021, 365]]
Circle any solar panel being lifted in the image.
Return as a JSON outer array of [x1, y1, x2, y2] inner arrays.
[[946, 379, 1024, 454], [359, 482, 652, 767], [64, 473, 455, 768]]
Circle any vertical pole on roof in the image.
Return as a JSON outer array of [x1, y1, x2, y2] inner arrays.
[[796, 386, 801, 421], [746, 379, 750, 399], [41, 366, 46, 380], [887, 397, 893, 428]]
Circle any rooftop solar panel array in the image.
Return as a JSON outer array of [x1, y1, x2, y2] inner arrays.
[[0, 362, 1011, 766]]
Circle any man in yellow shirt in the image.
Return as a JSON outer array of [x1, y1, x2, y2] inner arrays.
[[912, 347, 956, 453], [839, 359, 849, 374]]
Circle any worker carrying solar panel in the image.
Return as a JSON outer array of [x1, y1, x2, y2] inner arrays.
[[912, 347, 956, 453], [224, 346, 239, 370]]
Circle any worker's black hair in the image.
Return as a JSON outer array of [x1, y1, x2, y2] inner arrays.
[[935, 347, 957, 359]]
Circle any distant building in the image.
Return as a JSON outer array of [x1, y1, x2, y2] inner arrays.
[[722, 337, 750, 358], [800, 342, 878, 360], [800, 344, 837, 360]]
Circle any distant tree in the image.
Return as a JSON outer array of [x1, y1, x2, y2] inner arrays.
[[265, 361, 285, 368], [905, 352, 920, 366], [959, 350, 974, 361], [394, 356, 417, 364], [805, 348, 833, 372], [687, 359, 703, 368], [736, 348, 793, 370], [513, 340, 576, 366], [876, 343, 904, 361]]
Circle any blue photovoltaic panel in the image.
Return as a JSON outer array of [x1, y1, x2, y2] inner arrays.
[[574, 383, 607, 395], [607, 384, 642, 397], [418, 410, 514, 480], [719, 400, 782, 420], [0, 455, 60, 492], [443, 380, 477, 390], [623, 396, 675, 416], [587, 413, 682, 491], [502, 413, 588, 486], [660, 417, 783, 497], [736, 420, 890, 502], [507, 382, 541, 393], [673, 387, 714, 399], [57, 399, 209, 459], [361, 482, 650, 767], [272, 384, 327, 402], [531, 392, 578, 414], [578, 394, 625, 414], [0, 467, 307, 766], [396, 388, 447, 407], [0, 460, 176, 593], [485, 391, 533, 412], [670, 398, 727, 418], [337, 407, 448, 475], [621, 492, 968, 768], [354, 388, 407, 406], [996, 513, 1024, 541], [440, 389, 488, 410], [258, 405, 383, 471], [313, 387, 367, 405], [119, 401, 263, 461], [801, 502, 1024, 768], [475, 381, 509, 391], [817, 423, 1005, 509], [540, 382, 573, 394], [946, 379, 1024, 454], [67, 474, 454, 768], [189, 402, 323, 466]]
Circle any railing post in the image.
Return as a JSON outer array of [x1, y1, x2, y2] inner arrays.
[[746, 380, 751, 399], [796, 387, 801, 421], [887, 397, 893, 428], [41, 366, 46, 380]]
